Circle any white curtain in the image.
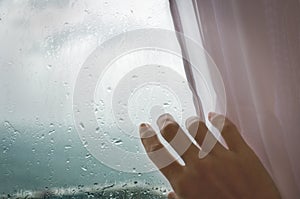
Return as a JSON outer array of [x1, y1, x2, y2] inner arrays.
[[170, 0, 300, 198]]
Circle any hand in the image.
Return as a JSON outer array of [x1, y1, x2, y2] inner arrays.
[[139, 112, 281, 199]]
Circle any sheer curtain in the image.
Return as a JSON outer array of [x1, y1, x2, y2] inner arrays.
[[170, 0, 300, 198]]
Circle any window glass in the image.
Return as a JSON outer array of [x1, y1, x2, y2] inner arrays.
[[0, 0, 204, 198], [0, 0, 195, 197]]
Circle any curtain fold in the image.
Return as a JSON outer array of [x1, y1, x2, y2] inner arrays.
[[170, 0, 300, 198]]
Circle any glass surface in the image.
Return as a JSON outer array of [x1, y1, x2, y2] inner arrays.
[[0, 0, 185, 197]]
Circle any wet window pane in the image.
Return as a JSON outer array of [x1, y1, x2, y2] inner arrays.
[[0, 0, 181, 198]]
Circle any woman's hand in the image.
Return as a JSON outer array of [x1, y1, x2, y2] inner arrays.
[[139, 112, 281, 199]]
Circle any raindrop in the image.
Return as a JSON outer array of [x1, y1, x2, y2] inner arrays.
[[81, 166, 87, 171], [79, 122, 85, 130], [132, 75, 138, 79], [48, 129, 55, 135], [2, 147, 8, 154], [100, 143, 106, 149], [64, 145, 72, 150], [83, 141, 88, 148], [163, 102, 170, 107], [107, 87, 112, 92], [85, 154, 91, 159], [112, 138, 122, 146]]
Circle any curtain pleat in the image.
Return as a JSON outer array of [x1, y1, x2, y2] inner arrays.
[[170, 0, 300, 198]]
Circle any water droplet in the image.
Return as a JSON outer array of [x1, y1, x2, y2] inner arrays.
[[81, 166, 87, 171], [48, 129, 55, 135], [64, 145, 72, 149], [83, 141, 88, 148], [79, 122, 85, 130], [132, 75, 138, 79], [107, 87, 112, 92], [2, 147, 8, 154], [85, 154, 91, 159], [100, 143, 106, 149], [112, 138, 122, 146], [163, 102, 170, 107]]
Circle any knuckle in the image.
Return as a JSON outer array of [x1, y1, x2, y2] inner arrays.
[[149, 143, 163, 152], [222, 120, 232, 131], [222, 119, 237, 132]]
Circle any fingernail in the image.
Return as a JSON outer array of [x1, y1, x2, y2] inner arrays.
[[140, 123, 147, 128], [208, 112, 217, 121], [157, 113, 174, 128], [139, 123, 154, 138], [139, 123, 149, 133], [185, 116, 200, 128]]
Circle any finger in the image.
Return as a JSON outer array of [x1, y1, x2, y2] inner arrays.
[[139, 123, 182, 180], [208, 112, 247, 152], [185, 116, 225, 154], [168, 192, 179, 199], [157, 114, 199, 163]]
